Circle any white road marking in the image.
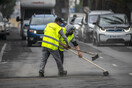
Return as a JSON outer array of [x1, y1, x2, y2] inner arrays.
[[0, 62, 8, 64], [127, 47, 132, 49], [99, 56, 104, 59], [0, 43, 7, 62], [129, 73, 132, 76], [112, 64, 118, 67]]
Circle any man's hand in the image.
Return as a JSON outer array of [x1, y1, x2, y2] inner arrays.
[[64, 45, 71, 50], [78, 52, 82, 58], [59, 42, 71, 50]]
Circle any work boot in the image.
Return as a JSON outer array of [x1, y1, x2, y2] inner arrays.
[[39, 71, 44, 77], [59, 70, 67, 76]]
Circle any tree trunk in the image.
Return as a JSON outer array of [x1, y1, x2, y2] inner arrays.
[[55, 0, 69, 20]]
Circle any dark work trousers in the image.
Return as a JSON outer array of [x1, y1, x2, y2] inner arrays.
[[59, 50, 64, 64], [39, 47, 64, 73]]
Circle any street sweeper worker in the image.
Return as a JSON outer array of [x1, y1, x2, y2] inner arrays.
[[39, 17, 70, 77], [59, 24, 82, 64]]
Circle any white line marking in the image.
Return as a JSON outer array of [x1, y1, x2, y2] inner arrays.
[[99, 56, 103, 59], [112, 64, 118, 67], [0, 62, 8, 64], [0, 43, 7, 62], [127, 47, 132, 49], [129, 73, 132, 76]]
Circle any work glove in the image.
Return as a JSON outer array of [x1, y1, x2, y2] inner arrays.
[[59, 42, 71, 50], [64, 45, 71, 50]]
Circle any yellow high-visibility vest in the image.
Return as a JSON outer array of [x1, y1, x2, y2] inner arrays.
[[59, 27, 74, 51], [41, 23, 61, 50]]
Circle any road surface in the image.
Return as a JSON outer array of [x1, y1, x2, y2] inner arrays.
[[0, 28, 132, 88]]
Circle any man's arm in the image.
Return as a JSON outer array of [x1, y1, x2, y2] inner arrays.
[[59, 29, 69, 46], [71, 39, 82, 58]]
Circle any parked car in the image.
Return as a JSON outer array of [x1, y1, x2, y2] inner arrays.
[[27, 14, 56, 46], [93, 14, 132, 46], [0, 12, 7, 40], [80, 10, 113, 42]]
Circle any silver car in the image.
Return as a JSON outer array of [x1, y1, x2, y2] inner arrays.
[[80, 10, 113, 42], [93, 14, 132, 46]]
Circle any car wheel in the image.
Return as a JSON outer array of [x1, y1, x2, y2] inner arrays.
[[2, 35, 7, 40], [93, 38, 96, 46], [125, 42, 132, 46], [86, 34, 92, 43], [129, 42, 132, 46], [82, 34, 87, 43], [27, 40, 32, 47], [22, 36, 26, 40], [124, 42, 128, 46], [83, 38, 87, 43], [27, 38, 32, 47], [95, 36, 100, 47], [78, 31, 82, 41]]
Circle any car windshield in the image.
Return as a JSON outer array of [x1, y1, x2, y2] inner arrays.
[[88, 15, 98, 24], [31, 17, 55, 25], [0, 16, 3, 22], [74, 17, 82, 24], [99, 14, 128, 25], [24, 20, 29, 24]]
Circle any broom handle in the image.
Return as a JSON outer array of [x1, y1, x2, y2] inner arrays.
[[70, 47, 97, 55], [69, 49, 106, 71], [59, 42, 97, 55]]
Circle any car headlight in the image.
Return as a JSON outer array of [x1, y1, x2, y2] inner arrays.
[[29, 29, 37, 34], [0, 26, 4, 30], [75, 26, 79, 30], [99, 28, 106, 32], [124, 28, 130, 32]]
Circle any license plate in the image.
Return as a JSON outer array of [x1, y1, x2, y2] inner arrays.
[[110, 35, 120, 38], [40, 36, 43, 38]]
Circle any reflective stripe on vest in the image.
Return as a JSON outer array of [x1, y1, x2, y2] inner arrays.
[[42, 23, 61, 50], [43, 35, 59, 42], [42, 40, 58, 48]]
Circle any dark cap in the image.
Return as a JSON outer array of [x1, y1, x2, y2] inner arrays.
[[73, 14, 77, 18], [55, 17, 64, 23]]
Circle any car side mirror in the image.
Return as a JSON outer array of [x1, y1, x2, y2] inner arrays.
[[130, 21, 132, 25], [24, 23, 29, 27], [93, 22, 97, 25], [16, 16, 22, 22]]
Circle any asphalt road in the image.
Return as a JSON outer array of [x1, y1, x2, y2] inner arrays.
[[0, 28, 132, 88]]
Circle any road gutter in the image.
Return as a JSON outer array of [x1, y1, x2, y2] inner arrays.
[[112, 64, 118, 67], [129, 73, 132, 76], [0, 43, 7, 62]]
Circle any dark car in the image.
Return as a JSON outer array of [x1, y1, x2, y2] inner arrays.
[[27, 14, 56, 46]]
